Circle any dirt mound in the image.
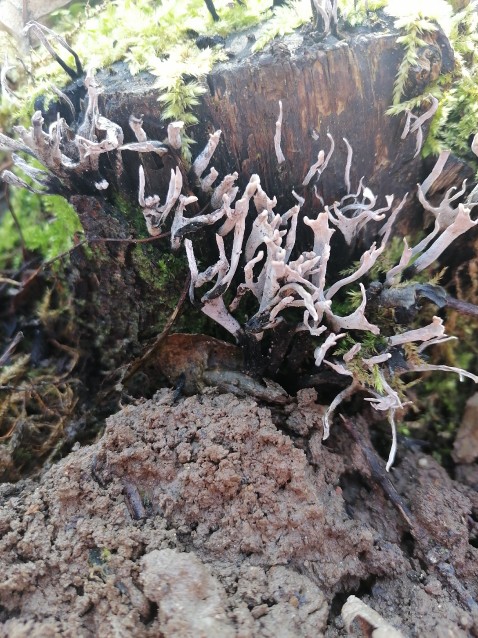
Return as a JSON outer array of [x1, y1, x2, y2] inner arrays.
[[1, 389, 477, 636]]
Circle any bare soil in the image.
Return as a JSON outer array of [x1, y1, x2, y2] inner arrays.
[[1, 388, 477, 637]]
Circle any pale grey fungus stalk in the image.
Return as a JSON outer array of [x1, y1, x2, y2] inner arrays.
[[401, 95, 439, 158], [420, 150, 450, 195], [321, 133, 335, 173], [409, 220, 441, 258], [322, 380, 360, 440], [417, 335, 457, 353], [472, 133, 478, 157], [343, 342, 362, 363], [269, 295, 295, 321], [399, 364, 478, 384], [167, 121, 184, 150], [274, 100, 286, 164], [312, 0, 338, 34], [200, 167, 219, 192], [192, 130, 221, 178], [201, 296, 243, 339], [314, 332, 345, 367], [23, 21, 83, 80], [385, 238, 413, 285], [119, 141, 168, 155], [292, 189, 305, 207], [216, 193, 237, 236], [78, 69, 100, 140], [129, 114, 148, 142], [388, 316, 445, 347], [245, 210, 279, 263], [282, 205, 300, 262], [254, 182, 277, 215], [242, 250, 264, 300], [378, 193, 408, 244], [386, 412, 397, 472], [184, 239, 199, 303], [217, 177, 259, 290], [1, 57, 19, 101], [326, 283, 380, 334], [361, 353, 392, 366], [1, 170, 38, 193], [302, 150, 325, 186], [304, 211, 335, 258], [417, 179, 468, 229], [412, 204, 477, 271], [138, 165, 147, 208], [170, 194, 227, 250], [325, 244, 383, 300], [211, 172, 238, 209], [0, 132, 32, 155], [10, 154, 50, 186], [158, 167, 183, 225], [343, 137, 353, 194]]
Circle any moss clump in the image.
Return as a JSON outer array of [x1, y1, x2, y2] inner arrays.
[[385, 1, 478, 167], [0, 189, 82, 269]]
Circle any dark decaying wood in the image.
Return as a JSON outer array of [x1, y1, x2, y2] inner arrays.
[[42, 23, 473, 377]]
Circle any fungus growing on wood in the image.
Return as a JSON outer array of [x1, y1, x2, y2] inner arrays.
[[1, 70, 478, 472], [401, 95, 439, 158]]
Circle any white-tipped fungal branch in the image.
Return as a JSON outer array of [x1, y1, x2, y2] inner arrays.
[[401, 95, 439, 158], [192, 130, 222, 177], [167, 121, 184, 150], [274, 100, 286, 164]]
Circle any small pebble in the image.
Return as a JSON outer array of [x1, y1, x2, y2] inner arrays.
[[251, 604, 269, 619], [424, 578, 442, 596]]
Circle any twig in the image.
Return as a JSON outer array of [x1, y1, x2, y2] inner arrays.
[[0, 277, 22, 287], [122, 480, 146, 520], [340, 416, 478, 611], [445, 294, 478, 319], [121, 273, 191, 385], [4, 184, 27, 262], [0, 332, 24, 367], [340, 416, 421, 536]]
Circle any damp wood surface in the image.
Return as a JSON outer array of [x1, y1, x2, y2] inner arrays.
[[58, 23, 468, 380]]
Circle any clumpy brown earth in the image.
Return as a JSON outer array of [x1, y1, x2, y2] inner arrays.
[[1, 388, 477, 637]]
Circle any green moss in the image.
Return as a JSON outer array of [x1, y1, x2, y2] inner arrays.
[[252, 0, 312, 52], [0, 0, 276, 148], [341, 0, 388, 28], [385, 1, 478, 164], [0, 189, 81, 269]]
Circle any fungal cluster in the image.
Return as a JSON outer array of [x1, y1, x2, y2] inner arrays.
[[1, 71, 477, 470]]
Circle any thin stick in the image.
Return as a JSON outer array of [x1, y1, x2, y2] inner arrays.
[[0, 332, 24, 367], [4, 184, 27, 261], [0, 277, 22, 287], [122, 273, 191, 385], [94, 274, 190, 404], [445, 295, 478, 319], [340, 416, 416, 532]]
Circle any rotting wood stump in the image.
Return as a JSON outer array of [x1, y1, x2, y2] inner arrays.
[[12, 23, 474, 383], [63, 25, 458, 361]]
